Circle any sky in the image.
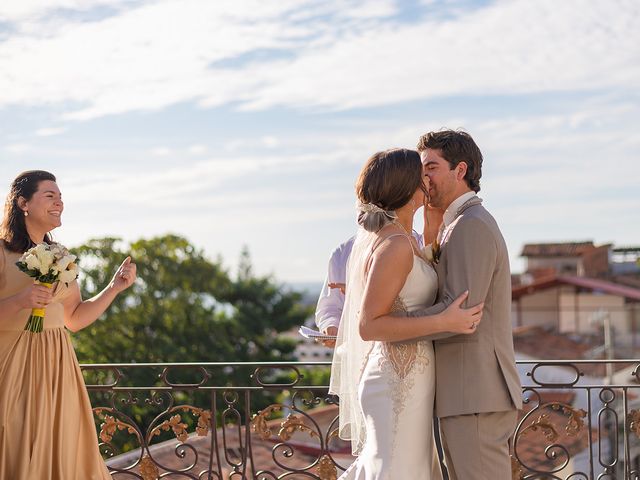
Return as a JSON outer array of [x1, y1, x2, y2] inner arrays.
[[0, 0, 638, 285]]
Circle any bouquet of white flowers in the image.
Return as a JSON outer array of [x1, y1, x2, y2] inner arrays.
[[15, 243, 79, 333]]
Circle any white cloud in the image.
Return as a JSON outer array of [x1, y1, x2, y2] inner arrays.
[[0, 0, 637, 120], [0, 95, 637, 281], [187, 144, 207, 155], [35, 126, 66, 136], [4, 143, 31, 153], [0, 0, 134, 22], [261, 136, 280, 148], [150, 147, 171, 156]]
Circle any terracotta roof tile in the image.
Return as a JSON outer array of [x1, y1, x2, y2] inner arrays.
[[521, 242, 595, 258]]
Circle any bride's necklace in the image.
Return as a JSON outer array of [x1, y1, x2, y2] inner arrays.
[[393, 220, 429, 261], [393, 220, 412, 237]]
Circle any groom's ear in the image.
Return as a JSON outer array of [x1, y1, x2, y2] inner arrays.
[[455, 162, 468, 181]]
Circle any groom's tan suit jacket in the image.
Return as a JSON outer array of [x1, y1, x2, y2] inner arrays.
[[419, 196, 522, 418]]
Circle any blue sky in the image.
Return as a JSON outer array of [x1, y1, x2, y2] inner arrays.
[[1, 0, 638, 283]]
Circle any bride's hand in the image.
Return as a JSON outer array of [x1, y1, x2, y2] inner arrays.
[[442, 291, 483, 334]]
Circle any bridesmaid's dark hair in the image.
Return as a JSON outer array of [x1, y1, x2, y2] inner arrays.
[[1, 170, 56, 253], [355, 148, 425, 232]]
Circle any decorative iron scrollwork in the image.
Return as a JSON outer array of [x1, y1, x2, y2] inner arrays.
[[148, 406, 211, 442], [80, 360, 640, 478], [513, 392, 589, 478], [279, 413, 319, 441], [139, 454, 160, 480], [317, 454, 338, 480], [629, 409, 640, 438]]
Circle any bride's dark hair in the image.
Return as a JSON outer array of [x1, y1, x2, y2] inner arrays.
[[355, 148, 425, 232], [1, 170, 56, 253]]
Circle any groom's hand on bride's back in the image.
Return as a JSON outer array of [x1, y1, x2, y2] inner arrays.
[[442, 290, 484, 334]]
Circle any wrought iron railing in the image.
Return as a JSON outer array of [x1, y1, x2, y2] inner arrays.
[[81, 360, 640, 479]]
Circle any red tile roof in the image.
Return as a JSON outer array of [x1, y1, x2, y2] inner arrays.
[[513, 326, 592, 361], [521, 242, 595, 258], [512, 275, 640, 301]]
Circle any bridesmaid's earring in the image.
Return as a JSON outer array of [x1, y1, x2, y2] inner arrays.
[[24, 211, 28, 217]]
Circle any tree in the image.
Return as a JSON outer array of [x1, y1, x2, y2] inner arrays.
[[72, 234, 310, 366], [71, 235, 312, 454]]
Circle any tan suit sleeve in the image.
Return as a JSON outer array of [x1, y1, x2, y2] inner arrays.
[[412, 216, 497, 340]]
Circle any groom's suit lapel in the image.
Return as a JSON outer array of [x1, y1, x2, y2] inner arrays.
[[440, 196, 483, 246], [434, 196, 483, 297]]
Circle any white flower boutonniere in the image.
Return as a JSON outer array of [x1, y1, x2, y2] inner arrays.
[[424, 241, 441, 265]]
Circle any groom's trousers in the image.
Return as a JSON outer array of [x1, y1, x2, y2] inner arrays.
[[439, 410, 518, 480]]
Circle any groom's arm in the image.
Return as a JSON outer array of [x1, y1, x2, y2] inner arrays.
[[410, 216, 498, 341]]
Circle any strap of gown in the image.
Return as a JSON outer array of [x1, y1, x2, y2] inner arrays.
[[365, 232, 415, 277]]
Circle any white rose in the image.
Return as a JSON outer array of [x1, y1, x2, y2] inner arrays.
[[38, 250, 55, 273], [56, 254, 76, 272], [59, 267, 78, 285], [25, 253, 41, 271], [423, 243, 434, 263]]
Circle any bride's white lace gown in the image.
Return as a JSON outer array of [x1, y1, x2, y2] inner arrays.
[[340, 250, 443, 480]]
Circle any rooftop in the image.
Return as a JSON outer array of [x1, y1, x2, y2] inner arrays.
[[521, 242, 596, 258]]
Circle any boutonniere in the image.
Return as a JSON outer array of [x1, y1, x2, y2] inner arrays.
[[424, 241, 441, 265]]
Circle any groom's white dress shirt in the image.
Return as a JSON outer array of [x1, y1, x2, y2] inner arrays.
[[439, 191, 477, 242]]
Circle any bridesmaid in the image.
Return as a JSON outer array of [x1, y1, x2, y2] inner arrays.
[[0, 170, 136, 480]]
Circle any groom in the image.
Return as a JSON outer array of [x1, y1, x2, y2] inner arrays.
[[414, 129, 522, 479]]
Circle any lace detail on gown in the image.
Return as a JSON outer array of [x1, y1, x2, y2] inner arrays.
[[338, 237, 440, 480], [378, 296, 432, 444]]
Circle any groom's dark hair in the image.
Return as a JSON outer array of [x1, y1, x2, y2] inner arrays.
[[416, 129, 482, 193]]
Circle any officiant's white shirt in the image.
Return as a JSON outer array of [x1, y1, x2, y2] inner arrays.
[[315, 236, 354, 332], [315, 230, 424, 332]]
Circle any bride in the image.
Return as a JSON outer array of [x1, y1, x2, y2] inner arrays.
[[330, 148, 482, 479]]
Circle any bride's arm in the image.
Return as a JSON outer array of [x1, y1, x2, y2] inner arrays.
[[359, 238, 481, 342]]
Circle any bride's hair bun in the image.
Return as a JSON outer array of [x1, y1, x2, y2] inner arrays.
[[355, 148, 422, 232], [356, 202, 397, 232]]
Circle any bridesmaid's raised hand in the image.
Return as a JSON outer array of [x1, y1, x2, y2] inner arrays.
[[111, 256, 137, 293]]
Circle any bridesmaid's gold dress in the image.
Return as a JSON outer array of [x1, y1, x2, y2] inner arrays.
[[0, 245, 112, 480]]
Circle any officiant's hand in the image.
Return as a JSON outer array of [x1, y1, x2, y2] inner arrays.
[[110, 256, 137, 293], [320, 326, 338, 348], [441, 291, 483, 334]]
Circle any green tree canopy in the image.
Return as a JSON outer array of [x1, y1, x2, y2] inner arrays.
[[71, 234, 311, 365]]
